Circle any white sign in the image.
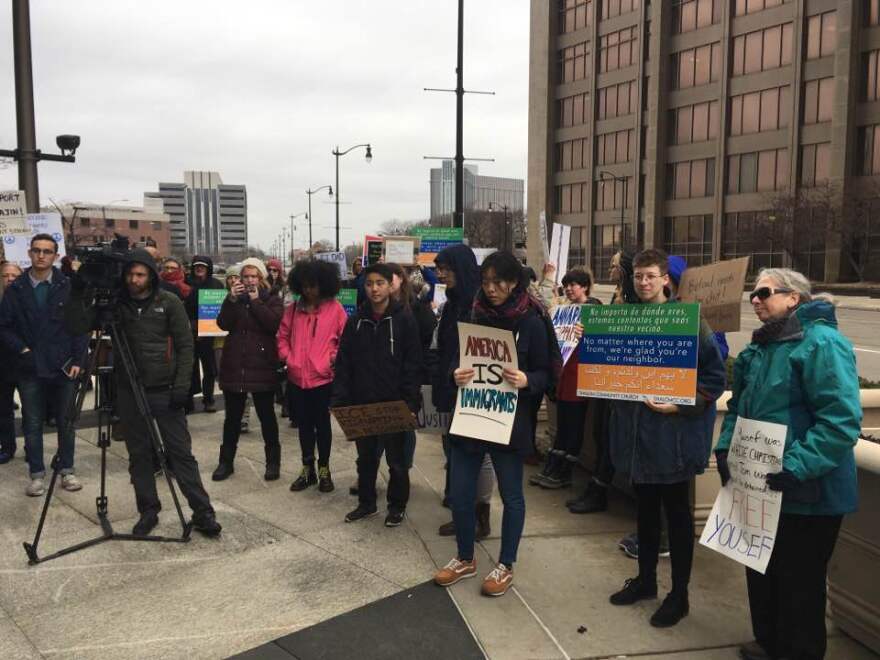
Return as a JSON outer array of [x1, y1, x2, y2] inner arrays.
[[433, 283, 447, 307], [538, 210, 551, 266], [0, 190, 30, 236], [417, 385, 451, 435], [471, 247, 497, 265], [551, 304, 582, 366], [449, 323, 519, 445], [384, 238, 416, 265], [3, 213, 67, 267], [314, 251, 347, 279], [699, 417, 786, 574], [549, 223, 571, 285]]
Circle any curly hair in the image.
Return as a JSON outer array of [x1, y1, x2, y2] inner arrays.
[[288, 259, 341, 299]]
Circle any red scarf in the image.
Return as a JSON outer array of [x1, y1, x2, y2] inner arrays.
[[160, 269, 192, 298]]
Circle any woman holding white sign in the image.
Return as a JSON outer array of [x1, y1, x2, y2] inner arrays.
[[715, 268, 861, 660], [434, 251, 554, 598]]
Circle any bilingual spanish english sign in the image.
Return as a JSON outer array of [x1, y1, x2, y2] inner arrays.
[[699, 417, 786, 574], [449, 323, 518, 445]]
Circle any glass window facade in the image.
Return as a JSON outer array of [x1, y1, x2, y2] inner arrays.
[[864, 51, 880, 102], [731, 24, 793, 76], [806, 12, 837, 61], [559, 0, 593, 33], [557, 138, 588, 171], [859, 125, 880, 175], [559, 42, 590, 83], [596, 80, 638, 119], [727, 149, 790, 193], [735, 0, 790, 16], [729, 86, 790, 136], [666, 159, 715, 199], [869, 0, 880, 27], [596, 129, 634, 165], [670, 100, 720, 144], [673, 0, 722, 34], [663, 215, 713, 265], [592, 224, 627, 279], [595, 177, 633, 211], [599, 0, 640, 21], [803, 78, 834, 124], [672, 43, 721, 89], [800, 143, 831, 187], [558, 92, 589, 127], [555, 182, 589, 214], [599, 26, 638, 73]]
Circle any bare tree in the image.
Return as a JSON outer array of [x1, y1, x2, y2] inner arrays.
[[378, 219, 430, 236]]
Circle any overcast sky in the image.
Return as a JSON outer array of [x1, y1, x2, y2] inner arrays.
[[0, 1, 529, 252]]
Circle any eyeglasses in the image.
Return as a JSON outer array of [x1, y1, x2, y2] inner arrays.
[[632, 273, 663, 283], [749, 286, 793, 302], [29, 248, 55, 256]]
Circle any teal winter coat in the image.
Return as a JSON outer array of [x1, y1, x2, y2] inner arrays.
[[715, 300, 862, 516]]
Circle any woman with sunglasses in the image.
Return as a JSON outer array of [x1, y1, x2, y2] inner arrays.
[[434, 251, 553, 598], [716, 268, 861, 660]]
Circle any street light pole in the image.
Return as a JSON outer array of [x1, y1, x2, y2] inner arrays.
[[289, 212, 306, 259], [305, 185, 333, 252], [12, 0, 38, 211], [332, 144, 372, 251]]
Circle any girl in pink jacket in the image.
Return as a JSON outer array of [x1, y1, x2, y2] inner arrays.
[[277, 260, 348, 493]]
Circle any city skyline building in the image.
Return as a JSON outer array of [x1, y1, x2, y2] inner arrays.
[[430, 160, 525, 221], [527, 0, 880, 282], [146, 171, 247, 259]]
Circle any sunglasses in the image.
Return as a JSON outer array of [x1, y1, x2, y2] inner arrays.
[[749, 286, 793, 302]]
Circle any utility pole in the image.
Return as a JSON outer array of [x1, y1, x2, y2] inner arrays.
[[454, 0, 464, 229], [12, 0, 39, 211]]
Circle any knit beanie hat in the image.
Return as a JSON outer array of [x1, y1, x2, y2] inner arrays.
[[225, 264, 241, 278], [239, 257, 268, 279], [266, 258, 283, 272]]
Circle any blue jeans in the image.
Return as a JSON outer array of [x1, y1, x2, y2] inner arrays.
[[19, 376, 76, 478], [450, 443, 525, 567]]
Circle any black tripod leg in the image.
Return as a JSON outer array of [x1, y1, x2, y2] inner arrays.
[[24, 454, 66, 565]]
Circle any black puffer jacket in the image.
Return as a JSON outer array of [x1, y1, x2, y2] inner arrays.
[[217, 289, 284, 393], [332, 299, 423, 413]]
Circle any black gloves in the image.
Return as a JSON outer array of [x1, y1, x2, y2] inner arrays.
[[168, 389, 189, 411], [766, 469, 800, 492], [715, 450, 731, 487]]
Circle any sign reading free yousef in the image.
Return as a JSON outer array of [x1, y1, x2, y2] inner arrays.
[[576, 303, 700, 405]]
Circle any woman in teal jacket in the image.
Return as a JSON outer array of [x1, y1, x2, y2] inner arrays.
[[715, 268, 861, 660]]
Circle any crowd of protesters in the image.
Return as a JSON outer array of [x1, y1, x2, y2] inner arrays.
[[0, 234, 863, 658]]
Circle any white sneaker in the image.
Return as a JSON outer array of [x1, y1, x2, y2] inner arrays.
[[61, 474, 83, 492], [26, 478, 45, 497]]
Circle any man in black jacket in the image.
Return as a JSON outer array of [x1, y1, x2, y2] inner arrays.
[[332, 264, 422, 526], [65, 249, 221, 537], [185, 256, 224, 413]]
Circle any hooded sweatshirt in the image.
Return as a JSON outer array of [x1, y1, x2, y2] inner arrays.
[[184, 255, 225, 322], [431, 244, 481, 412], [277, 297, 348, 389]]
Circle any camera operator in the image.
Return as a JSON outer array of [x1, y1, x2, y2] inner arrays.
[[0, 234, 88, 497], [65, 248, 221, 538]]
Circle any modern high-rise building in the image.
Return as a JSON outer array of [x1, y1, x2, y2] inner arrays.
[[430, 160, 525, 221], [146, 171, 247, 259], [528, 0, 880, 282]]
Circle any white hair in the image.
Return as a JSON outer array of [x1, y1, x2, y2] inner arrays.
[[757, 267, 836, 307]]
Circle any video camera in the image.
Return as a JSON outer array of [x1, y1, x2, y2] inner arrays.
[[73, 235, 131, 306]]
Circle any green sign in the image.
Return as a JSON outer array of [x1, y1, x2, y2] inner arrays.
[[581, 303, 700, 337], [337, 288, 357, 315]]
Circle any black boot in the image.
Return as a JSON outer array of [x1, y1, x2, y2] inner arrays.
[[132, 510, 159, 536], [650, 591, 689, 627], [290, 464, 317, 491], [191, 509, 222, 537], [211, 462, 234, 481], [567, 481, 608, 514], [475, 501, 491, 540], [265, 443, 281, 481], [540, 457, 572, 489], [609, 575, 658, 606], [529, 452, 559, 486], [317, 465, 334, 492]]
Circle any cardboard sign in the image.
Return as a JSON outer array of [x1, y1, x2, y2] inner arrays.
[[449, 323, 518, 445], [337, 288, 357, 315], [549, 223, 571, 285], [197, 289, 228, 337], [416, 385, 451, 435], [0, 190, 30, 236], [314, 251, 347, 279], [677, 257, 750, 333], [413, 227, 464, 266], [3, 213, 67, 267], [330, 400, 417, 440], [538, 210, 551, 266], [551, 304, 583, 366], [699, 417, 786, 574], [577, 303, 701, 405], [383, 236, 421, 265]]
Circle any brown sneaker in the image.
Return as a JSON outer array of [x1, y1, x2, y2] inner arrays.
[[481, 563, 513, 597], [434, 558, 477, 587]]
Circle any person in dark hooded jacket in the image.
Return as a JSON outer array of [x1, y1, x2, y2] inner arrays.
[[185, 256, 225, 413], [65, 249, 221, 538]]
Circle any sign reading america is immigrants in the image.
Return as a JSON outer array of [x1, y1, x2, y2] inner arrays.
[[449, 323, 518, 445], [576, 303, 700, 405]]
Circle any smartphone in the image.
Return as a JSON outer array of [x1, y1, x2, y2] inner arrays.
[[61, 357, 75, 378]]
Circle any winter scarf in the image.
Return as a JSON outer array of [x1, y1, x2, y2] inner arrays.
[[471, 286, 538, 330], [752, 313, 795, 345], [160, 268, 192, 298]]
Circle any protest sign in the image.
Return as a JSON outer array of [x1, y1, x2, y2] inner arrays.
[[416, 385, 451, 435], [413, 227, 463, 266], [197, 289, 228, 337], [699, 417, 786, 574], [577, 303, 700, 405], [383, 236, 420, 265], [337, 288, 357, 315], [471, 247, 497, 265], [549, 223, 571, 284], [538, 210, 551, 266], [433, 283, 447, 307], [3, 213, 67, 267], [315, 251, 347, 279], [449, 323, 518, 445], [551, 304, 582, 366], [364, 235, 384, 265], [0, 190, 30, 237], [330, 400, 417, 440], [677, 257, 750, 333]]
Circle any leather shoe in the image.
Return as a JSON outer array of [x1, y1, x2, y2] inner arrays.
[[264, 464, 280, 481], [739, 641, 774, 660], [191, 509, 222, 537], [211, 463, 234, 481], [132, 511, 159, 536]]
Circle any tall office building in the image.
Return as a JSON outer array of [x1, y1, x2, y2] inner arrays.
[[528, 0, 880, 282], [430, 160, 525, 221], [146, 171, 247, 259]]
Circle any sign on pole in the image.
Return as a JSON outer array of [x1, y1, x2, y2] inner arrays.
[[3, 213, 67, 267], [315, 251, 348, 279], [551, 304, 583, 366], [417, 385, 451, 435], [413, 227, 464, 266], [677, 257, 750, 333], [577, 303, 701, 405], [699, 417, 786, 574], [330, 400, 417, 439], [383, 236, 421, 265], [0, 190, 30, 237], [197, 289, 228, 337], [549, 223, 571, 284], [449, 323, 519, 445]]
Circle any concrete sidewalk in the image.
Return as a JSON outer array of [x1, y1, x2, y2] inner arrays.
[[0, 406, 875, 660]]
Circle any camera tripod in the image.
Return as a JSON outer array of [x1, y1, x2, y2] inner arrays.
[[23, 311, 191, 565]]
